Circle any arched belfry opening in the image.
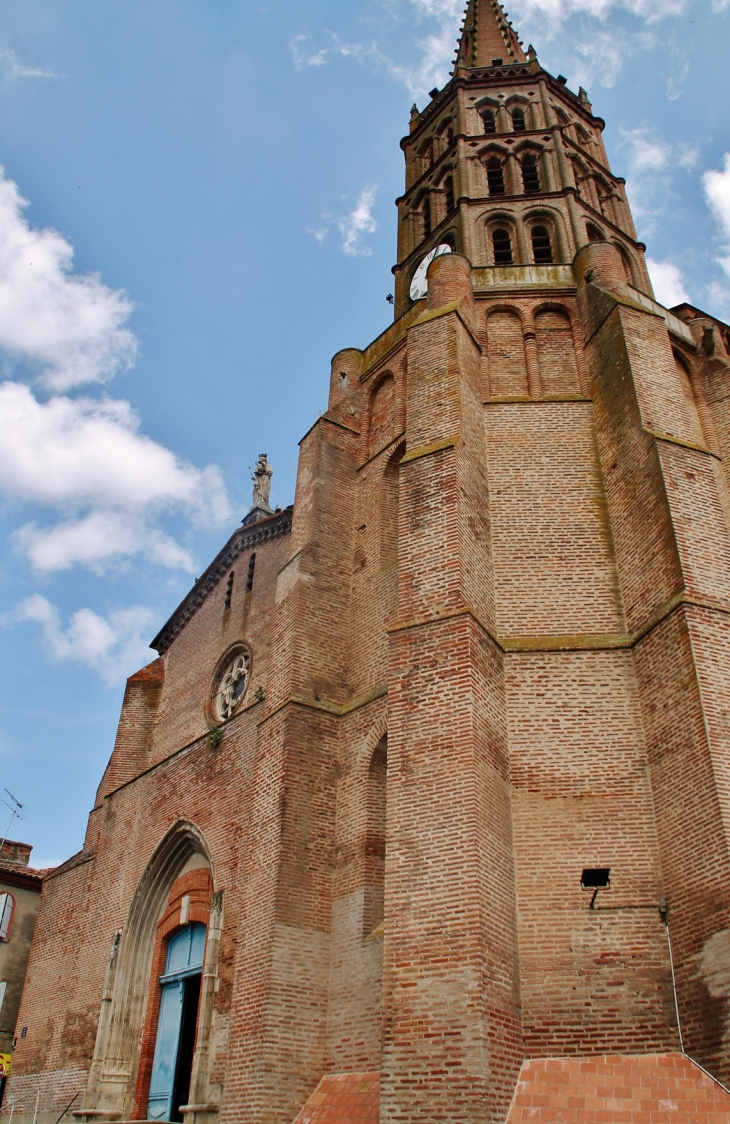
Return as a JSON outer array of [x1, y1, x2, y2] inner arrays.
[[82, 823, 220, 1124]]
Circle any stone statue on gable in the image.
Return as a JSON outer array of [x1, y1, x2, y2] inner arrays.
[[252, 453, 273, 509]]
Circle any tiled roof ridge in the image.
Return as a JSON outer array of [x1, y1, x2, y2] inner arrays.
[[150, 505, 293, 655]]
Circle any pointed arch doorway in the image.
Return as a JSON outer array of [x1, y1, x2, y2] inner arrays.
[[147, 922, 206, 1122]]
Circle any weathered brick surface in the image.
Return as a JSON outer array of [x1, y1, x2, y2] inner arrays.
[[508, 650, 674, 1055], [487, 310, 529, 397], [485, 402, 623, 636], [535, 307, 581, 396], [634, 609, 730, 1076]]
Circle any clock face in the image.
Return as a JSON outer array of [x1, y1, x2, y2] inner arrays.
[[409, 243, 452, 301]]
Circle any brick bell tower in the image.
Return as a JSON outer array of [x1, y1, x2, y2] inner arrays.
[[8, 3, 730, 1124], [393, 0, 651, 315]]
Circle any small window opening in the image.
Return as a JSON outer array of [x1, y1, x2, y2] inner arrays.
[[444, 175, 455, 213], [422, 196, 431, 237], [486, 158, 506, 196], [246, 554, 256, 594], [492, 228, 513, 264], [0, 893, 13, 940], [531, 225, 553, 263], [521, 154, 540, 193], [482, 110, 496, 135], [224, 572, 234, 611], [586, 223, 603, 243], [512, 107, 526, 132]]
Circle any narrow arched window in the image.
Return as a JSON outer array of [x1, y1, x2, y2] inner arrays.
[[531, 225, 553, 263], [246, 553, 256, 593], [482, 109, 496, 134], [522, 154, 540, 193], [422, 196, 431, 236], [486, 158, 505, 196], [586, 223, 603, 243], [0, 893, 14, 940], [363, 739, 387, 936], [492, 228, 513, 264], [224, 571, 234, 611], [444, 175, 455, 213], [512, 107, 526, 132]]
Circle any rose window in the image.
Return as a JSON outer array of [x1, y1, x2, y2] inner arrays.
[[214, 650, 250, 721]]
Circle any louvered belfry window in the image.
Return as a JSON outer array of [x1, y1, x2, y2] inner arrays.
[[486, 158, 506, 195]]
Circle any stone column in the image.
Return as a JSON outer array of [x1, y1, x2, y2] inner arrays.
[[522, 311, 542, 397], [505, 151, 521, 195]]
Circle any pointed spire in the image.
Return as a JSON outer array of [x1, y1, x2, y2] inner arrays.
[[454, 0, 526, 69]]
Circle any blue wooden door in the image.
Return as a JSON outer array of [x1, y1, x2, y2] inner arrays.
[[147, 981, 184, 1120], [147, 924, 206, 1122]]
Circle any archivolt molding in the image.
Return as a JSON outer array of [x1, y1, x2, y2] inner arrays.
[[476, 140, 511, 161], [359, 716, 389, 769], [81, 821, 216, 1122], [483, 296, 588, 398], [361, 368, 400, 459], [484, 301, 533, 332], [513, 138, 543, 158]]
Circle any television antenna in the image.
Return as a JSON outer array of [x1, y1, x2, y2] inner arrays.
[[0, 788, 26, 858]]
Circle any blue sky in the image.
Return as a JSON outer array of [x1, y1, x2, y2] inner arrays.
[[0, 0, 727, 867]]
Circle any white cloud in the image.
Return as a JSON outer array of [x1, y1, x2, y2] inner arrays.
[[704, 153, 730, 278], [402, 0, 464, 96], [706, 280, 730, 321], [513, 0, 686, 32], [562, 26, 661, 88], [290, 31, 377, 70], [308, 186, 379, 257], [646, 258, 690, 306], [617, 127, 696, 230], [0, 381, 230, 573], [0, 48, 54, 86], [337, 187, 379, 256], [8, 594, 155, 686], [0, 169, 137, 389], [290, 0, 464, 99], [13, 513, 195, 575]]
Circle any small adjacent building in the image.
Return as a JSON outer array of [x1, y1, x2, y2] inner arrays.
[[0, 841, 45, 1108]]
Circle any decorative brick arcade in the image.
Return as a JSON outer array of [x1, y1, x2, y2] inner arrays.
[[5, 1, 730, 1122]]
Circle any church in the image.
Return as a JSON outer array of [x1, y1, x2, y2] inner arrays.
[[5, 0, 730, 1120]]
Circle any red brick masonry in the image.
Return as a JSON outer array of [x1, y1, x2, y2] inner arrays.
[[292, 1073, 380, 1123], [506, 1053, 730, 1124]]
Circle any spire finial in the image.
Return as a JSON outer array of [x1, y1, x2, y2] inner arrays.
[[454, 0, 527, 69]]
